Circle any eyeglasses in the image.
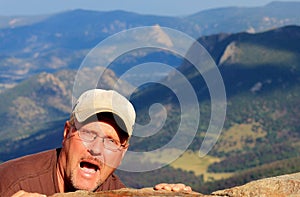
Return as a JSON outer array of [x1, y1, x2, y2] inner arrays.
[[74, 126, 127, 152]]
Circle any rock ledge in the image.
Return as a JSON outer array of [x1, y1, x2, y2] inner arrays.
[[50, 172, 300, 197]]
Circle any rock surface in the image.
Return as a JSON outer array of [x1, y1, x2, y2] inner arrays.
[[51, 188, 204, 197], [213, 172, 300, 197], [50, 172, 300, 197]]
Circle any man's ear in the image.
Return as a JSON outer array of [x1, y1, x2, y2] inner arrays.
[[121, 145, 129, 158], [63, 121, 71, 140]]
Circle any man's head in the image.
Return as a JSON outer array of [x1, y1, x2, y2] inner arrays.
[[72, 89, 135, 136], [58, 89, 136, 192]]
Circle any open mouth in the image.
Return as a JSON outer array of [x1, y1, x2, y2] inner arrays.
[[80, 161, 100, 174]]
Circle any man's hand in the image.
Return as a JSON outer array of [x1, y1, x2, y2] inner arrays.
[[154, 183, 192, 192], [11, 190, 46, 197]]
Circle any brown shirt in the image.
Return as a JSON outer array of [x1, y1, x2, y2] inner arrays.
[[0, 149, 126, 196]]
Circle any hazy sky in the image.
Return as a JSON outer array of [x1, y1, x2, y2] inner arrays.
[[1, 0, 299, 16]]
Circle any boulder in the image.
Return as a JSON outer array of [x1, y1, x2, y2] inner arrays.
[[50, 187, 204, 197], [212, 172, 300, 197], [50, 172, 300, 197]]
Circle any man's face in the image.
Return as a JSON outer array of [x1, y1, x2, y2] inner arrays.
[[61, 119, 128, 191]]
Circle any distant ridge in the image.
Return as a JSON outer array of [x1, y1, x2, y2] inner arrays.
[[1, 2, 300, 91]]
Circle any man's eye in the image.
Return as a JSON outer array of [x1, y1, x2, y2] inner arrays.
[[106, 138, 118, 145], [108, 138, 116, 143], [82, 130, 96, 137], [82, 130, 91, 134]]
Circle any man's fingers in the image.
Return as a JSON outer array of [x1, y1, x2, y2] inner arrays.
[[162, 184, 175, 191], [11, 190, 26, 197], [154, 183, 192, 192], [171, 183, 186, 192], [183, 186, 192, 192], [11, 190, 46, 197], [154, 183, 167, 190]]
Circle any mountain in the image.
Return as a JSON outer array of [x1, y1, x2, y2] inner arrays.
[[0, 66, 134, 161], [0, 14, 51, 29], [0, 24, 299, 193], [1, 2, 300, 92], [188, 1, 300, 35], [0, 70, 73, 140], [1, 24, 299, 162], [128, 25, 300, 181], [1, 3, 300, 192], [135, 24, 300, 134], [115, 25, 300, 191]]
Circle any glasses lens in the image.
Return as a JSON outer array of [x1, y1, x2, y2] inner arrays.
[[103, 138, 121, 151], [78, 129, 122, 152], [78, 130, 95, 142]]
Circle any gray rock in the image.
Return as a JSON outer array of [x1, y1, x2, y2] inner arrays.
[[212, 172, 300, 197], [50, 172, 300, 197]]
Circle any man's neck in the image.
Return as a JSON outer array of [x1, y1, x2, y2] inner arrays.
[[56, 150, 66, 192]]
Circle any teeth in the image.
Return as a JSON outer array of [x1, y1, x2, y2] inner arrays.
[[82, 166, 96, 173], [80, 162, 98, 173]]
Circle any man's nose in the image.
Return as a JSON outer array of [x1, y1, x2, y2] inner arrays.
[[88, 138, 105, 156]]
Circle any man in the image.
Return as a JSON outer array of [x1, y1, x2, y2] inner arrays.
[[0, 89, 192, 196]]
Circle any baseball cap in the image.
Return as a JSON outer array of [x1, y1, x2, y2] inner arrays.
[[72, 89, 136, 136]]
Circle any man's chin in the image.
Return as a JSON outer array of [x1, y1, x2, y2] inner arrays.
[[73, 178, 102, 192], [71, 168, 102, 191]]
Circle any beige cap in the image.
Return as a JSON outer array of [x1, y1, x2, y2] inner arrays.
[[73, 89, 136, 136]]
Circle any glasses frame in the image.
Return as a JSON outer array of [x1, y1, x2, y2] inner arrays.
[[71, 125, 127, 152]]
